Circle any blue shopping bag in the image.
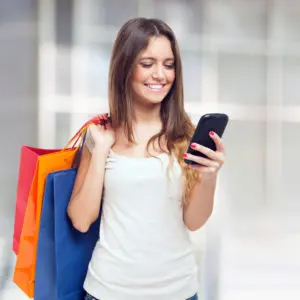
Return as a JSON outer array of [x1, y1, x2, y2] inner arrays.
[[35, 136, 101, 300]]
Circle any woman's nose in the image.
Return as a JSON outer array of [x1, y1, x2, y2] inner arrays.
[[152, 65, 165, 80]]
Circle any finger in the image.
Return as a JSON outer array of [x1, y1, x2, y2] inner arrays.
[[184, 153, 220, 168], [190, 143, 219, 161], [209, 131, 225, 153], [99, 114, 108, 124], [105, 119, 112, 130], [92, 114, 108, 125], [97, 124, 105, 132], [91, 115, 102, 125]]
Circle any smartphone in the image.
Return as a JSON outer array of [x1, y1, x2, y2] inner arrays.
[[184, 113, 229, 165]]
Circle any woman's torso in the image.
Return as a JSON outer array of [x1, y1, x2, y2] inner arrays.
[[83, 127, 199, 300]]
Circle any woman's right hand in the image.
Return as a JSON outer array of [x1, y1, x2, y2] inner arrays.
[[89, 114, 116, 153]]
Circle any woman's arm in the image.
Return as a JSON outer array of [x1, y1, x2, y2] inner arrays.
[[183, 131, 225, 231], [67, 117, 115, 233], [183, 175, 217, 231], [67, 145, 109, 233]]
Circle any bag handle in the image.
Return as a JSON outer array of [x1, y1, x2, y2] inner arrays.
[[65, 114, 108, 169], [64, 115, 106, 150], [71, 131, 87, 169]]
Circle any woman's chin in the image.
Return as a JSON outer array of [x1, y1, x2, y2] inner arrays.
[[145, 97, 166, 106], [144, 92, 169, 104], [133, 89, 170, 106]]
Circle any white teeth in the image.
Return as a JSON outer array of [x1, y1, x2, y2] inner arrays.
[[146, 84, 164, 90]]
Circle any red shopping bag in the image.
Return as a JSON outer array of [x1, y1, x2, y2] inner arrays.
[[12, 147, 59, 254]]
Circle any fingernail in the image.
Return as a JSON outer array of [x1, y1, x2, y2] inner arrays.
[[183, 153, 188, 158], [191, 143, 196, 148], [209, 131, 214, 136]]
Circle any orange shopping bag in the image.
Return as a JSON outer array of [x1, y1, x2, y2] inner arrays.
[[13, 116, 105, 298]]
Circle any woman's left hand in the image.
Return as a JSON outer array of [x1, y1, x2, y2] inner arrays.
[[183, 131, 226, 177]]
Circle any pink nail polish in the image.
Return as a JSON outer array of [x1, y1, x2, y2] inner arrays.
[[183, 153, 188, 158], [191, 143, 196, 148], [209, 131, 214, 136]]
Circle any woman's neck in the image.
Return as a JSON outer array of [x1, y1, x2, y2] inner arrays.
[[132, 102, 161, 125]]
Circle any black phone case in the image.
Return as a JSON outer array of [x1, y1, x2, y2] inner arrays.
[[184, 113, 229, 165]]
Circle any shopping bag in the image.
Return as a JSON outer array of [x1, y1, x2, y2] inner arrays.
[[12, 146, 60, 254], [13, 115, 104, 298], [35, 136, 101, 300]]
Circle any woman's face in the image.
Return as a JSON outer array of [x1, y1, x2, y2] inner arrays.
[[131, 35, 175, 106]]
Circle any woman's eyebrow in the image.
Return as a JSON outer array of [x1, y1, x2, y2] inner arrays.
[[139, 57, 174, 61], [139, 57, 155, 61]]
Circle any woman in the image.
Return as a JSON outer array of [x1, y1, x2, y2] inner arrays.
[[67, 17, 225, 300]]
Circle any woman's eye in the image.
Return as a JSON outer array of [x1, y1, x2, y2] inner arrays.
[[165, 64, 175, 69], [140, 63, 152, 68]]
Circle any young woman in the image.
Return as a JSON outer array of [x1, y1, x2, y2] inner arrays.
[[67, 17, 226, 300]]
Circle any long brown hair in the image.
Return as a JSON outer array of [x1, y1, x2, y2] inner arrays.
[[108, 18, 200, 204]]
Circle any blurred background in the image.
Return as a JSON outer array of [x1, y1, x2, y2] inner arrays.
[[1, 0, 300, 299]]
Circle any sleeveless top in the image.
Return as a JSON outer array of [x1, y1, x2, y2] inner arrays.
[[83, 129, 199, 300]]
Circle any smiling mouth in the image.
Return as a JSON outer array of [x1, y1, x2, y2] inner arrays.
[[144, 84, 166, 91]]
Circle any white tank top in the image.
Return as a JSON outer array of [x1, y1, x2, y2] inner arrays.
[[83, 132, 199, 300]]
